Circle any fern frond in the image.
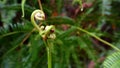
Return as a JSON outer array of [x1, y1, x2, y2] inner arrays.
[[0, 21, 33, 38], [1, 4, 34, 12], [103, 51, 120, 68]]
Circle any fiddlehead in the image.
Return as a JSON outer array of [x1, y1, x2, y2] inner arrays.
[[31, 10, 45, 31], [30, 1, 55, 68], [31, 10, 55, 40]]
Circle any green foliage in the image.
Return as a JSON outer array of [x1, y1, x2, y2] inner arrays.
[[103, 51, 120, 68], [46, 16, 75, 25], [0, 0, 120, 68]]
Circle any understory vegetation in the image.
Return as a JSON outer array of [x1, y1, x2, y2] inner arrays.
[[0, 0, 120, 68]]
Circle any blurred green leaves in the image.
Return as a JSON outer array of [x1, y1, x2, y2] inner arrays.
[[0, 0, 120, 68]]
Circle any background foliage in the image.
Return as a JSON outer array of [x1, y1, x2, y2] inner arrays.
[[0, 0, 120, 68]]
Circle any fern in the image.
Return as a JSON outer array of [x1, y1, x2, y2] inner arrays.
[[0, 21, 33, 38], [103, 51, 120, 68], [1, 4, 35, 12]]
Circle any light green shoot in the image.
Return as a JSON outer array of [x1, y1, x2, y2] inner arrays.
[[21, 0, 26, 17]]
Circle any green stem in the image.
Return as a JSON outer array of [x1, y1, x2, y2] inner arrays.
[[44, 41, 52, 68], [38, 0, 43, 10], [75, 26, 120, 51], [21, 0, 26, 17], [47, 45, 52, 68]]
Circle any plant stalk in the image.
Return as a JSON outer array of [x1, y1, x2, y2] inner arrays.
[[75, 26, 120, 51], [46, 46, 52, 68], [44, 41, 52, 68], [38, 0, 43, 10]]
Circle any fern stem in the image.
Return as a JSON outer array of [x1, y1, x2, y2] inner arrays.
[[21, 0, 26, 17], [38, 0, 43, 10], [44, 41, 52, 68], [47, 45, 52, 68], [75, 26, 120, 51]]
